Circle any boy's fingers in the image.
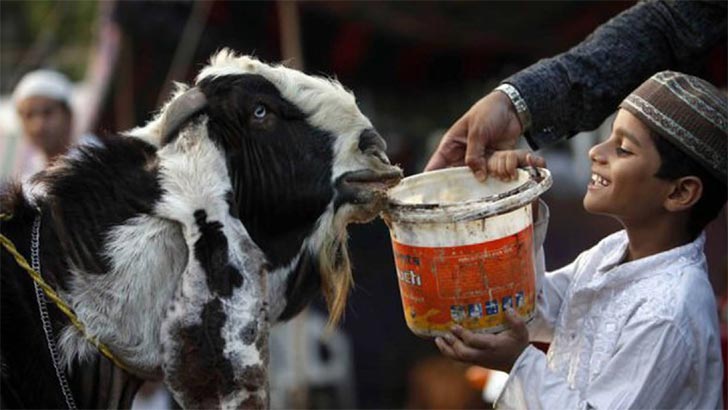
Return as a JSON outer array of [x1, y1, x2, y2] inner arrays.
[[497, 155, 507, 179], [482, 150, 547, 183], [504, 309, 528, 340], [485, 153, 499, 175], [435, 336, 449, 348], [506, 152, 517, 180], [452, 325, 495, 350], [526, 153, 546, 168], [448, 337, 486, 363], [435, 337, 456, 358]]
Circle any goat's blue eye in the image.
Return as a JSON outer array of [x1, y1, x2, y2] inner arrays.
[[253, 104, 267, 119]]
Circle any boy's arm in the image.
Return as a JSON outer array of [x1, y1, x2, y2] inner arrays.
[[497, 319, 693, 409], [528, 200, 590, 343], [483, 152, 584, 343]]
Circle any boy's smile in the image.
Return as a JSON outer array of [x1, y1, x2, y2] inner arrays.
[[583, 110, 673, 225], [589, 173, 610, 188]]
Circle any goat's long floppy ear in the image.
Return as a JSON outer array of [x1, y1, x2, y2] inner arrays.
[[160, 87, 208, 144]]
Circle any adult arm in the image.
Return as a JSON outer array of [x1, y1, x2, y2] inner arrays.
[[507, 0, 727, 149], [425, 1, 726, 175]]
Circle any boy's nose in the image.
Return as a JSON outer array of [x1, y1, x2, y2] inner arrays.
[[589, 142, 607, 163]]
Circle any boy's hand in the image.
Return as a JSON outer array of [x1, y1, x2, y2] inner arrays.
[[434, 309, 530, 373], [486, 149, 546, 182]]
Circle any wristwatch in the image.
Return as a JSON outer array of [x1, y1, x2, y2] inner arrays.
[[495, 83, 532, 132]]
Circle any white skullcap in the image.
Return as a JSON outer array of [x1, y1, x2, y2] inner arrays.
[[12, 69, 72, 106]]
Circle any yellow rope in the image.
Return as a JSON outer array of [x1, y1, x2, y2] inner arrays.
[[0, 213, 132, 372]]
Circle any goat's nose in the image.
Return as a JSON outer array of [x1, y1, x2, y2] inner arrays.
[[359, 129, 390, 164], [359, 129, 387, 153]]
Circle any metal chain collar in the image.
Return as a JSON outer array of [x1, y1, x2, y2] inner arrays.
[[31, 214, 77, 410]]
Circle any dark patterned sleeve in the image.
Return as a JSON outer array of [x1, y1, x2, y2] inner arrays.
[[502, 0, 727, 149]]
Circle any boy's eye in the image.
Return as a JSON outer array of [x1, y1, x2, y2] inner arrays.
[[616, 146, 632, 156]]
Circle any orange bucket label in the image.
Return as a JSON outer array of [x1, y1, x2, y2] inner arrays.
[[391, 225, 536, 336]]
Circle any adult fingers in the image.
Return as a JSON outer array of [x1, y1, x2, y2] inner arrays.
[[465, 124, 489, 182], [425, 117, 468, 171], [425, 150, 449, 172]]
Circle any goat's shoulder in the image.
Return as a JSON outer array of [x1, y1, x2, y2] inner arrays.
[[0, 182, 33, 223], [37, 134, 164, 274], [0, 182, 38, 278]]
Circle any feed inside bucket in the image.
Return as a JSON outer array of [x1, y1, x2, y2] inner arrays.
[[383, 167, 552, 337]]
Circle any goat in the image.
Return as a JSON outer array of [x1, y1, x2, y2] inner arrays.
[[0, 49, 402, 409]]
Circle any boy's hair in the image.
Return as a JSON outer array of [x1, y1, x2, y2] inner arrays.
[[651, 132, 727, 238], [619, 70, 727, 236]]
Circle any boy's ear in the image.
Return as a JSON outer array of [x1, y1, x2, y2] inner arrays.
[[664, 176, 703, 212]]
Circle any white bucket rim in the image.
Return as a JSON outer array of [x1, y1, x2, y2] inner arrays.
[[385, 166, 552, 223]]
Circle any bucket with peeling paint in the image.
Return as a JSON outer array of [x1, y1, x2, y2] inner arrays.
[[382, 166, 552, 337]]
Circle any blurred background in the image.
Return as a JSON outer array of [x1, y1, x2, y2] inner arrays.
[[1, 1, 725, 409]]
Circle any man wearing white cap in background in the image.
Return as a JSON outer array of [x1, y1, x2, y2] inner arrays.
[[6, 69, 98, 181]]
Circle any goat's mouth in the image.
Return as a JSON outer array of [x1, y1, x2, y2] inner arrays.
[[336, 167, 403, 222]]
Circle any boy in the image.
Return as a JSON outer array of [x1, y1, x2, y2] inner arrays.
[[435, 71, 726, 409]]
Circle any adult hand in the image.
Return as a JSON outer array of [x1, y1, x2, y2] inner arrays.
[[425, 91, 524, 181], [434, 309, 530, 373]]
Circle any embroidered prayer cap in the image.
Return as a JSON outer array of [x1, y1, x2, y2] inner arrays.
[[12, 69, 72, 106], [619, 71, 727, 184]]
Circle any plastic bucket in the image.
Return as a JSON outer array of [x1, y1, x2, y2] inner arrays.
[[382, 167, 552, 337]]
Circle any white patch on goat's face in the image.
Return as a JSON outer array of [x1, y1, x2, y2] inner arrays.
[[154, 119, 233, 224], [196, 50, 375, 181]]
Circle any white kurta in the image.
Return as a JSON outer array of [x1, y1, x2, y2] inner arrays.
[[497, 216, 723, 409]]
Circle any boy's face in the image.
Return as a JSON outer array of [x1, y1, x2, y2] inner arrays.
[[583, 110, 673, 223]]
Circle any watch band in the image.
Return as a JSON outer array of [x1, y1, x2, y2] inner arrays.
[[495, 83, 532, 132]]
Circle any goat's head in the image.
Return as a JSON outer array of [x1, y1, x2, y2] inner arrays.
[[130, 50, 402, 325]]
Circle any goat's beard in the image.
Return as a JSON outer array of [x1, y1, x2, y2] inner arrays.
[[348, 189, 390, 224], [316, 196, 393, 329], [317, 225, 353, 330]]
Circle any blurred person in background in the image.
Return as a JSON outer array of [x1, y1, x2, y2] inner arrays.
[[7, 69, 99, 180]]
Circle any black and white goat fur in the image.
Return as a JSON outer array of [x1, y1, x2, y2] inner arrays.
[[0, 49, 401, 409]]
